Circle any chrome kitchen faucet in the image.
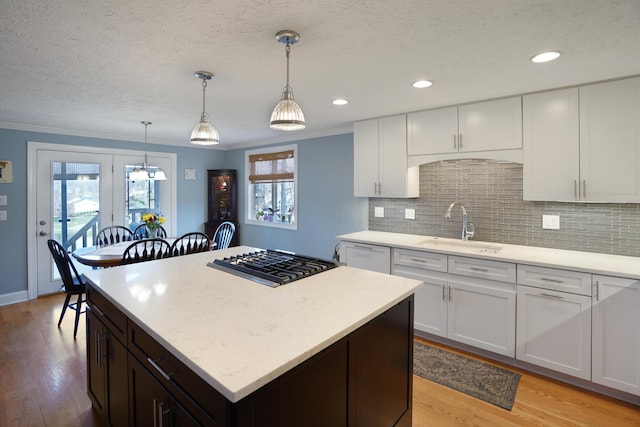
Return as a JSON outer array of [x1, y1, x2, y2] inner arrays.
[[445, 202, 475, 241]]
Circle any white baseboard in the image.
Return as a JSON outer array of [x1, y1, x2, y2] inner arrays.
[[0, 290, 30, 307]]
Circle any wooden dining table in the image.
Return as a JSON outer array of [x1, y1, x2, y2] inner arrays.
[[72, 239, 178, 268]]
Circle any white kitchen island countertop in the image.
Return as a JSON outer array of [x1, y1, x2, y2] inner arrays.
[[82, 246, 422, 402], [337, 230, 640, 279]]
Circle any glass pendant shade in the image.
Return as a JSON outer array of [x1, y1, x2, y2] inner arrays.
[[270, 86, 306, 130], [153, 168, 167, 181], [190, 113, 220, 145], [129, 167, 149, 181]]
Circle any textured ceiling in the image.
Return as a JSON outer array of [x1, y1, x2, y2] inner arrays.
[[1, 0, 639, 149]]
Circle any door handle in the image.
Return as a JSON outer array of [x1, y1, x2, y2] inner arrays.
[[38, 231, 50, 236]]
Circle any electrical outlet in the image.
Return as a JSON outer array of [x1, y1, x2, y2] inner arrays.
[[374, 207, 384, 218], [405, 209, 415, 220], [0, 210, 6, 221], [542, 215, 560, 230], [0, 195, 6, 206]]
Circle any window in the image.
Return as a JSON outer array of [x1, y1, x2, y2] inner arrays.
[[246, 145, 297, 229]]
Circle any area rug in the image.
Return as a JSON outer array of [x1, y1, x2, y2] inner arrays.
[[413, 342, 520, 410]]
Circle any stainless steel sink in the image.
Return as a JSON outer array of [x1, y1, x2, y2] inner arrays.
[[417, 237, 503, 254]]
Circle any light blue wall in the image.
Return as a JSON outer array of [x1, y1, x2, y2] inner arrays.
[[226, 133, 368, 260], [0, 128, 226, 296], [0, 129, 368, 299]]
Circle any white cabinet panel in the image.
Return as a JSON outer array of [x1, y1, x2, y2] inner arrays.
[[407, 107, 458, 155], [517, 264, 591, 296], [592, 275, 640, 396], [579, 77, 640, 202], [458, 97, 522, 152], [516, 285, 591, 380], [353, 115, 419, 198], [523, 88, 580, 201], [447, 275, 516, 357], [340, 242, 391, 274], [524, 77, 640, 202]]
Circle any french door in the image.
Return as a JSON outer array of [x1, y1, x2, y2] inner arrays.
[[27, 142, 176, 299], [35, 151, 112, 296]]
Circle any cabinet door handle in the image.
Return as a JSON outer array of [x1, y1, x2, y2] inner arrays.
[[95, 331, 101, 368], [448, 286, 452, 301], [540, 277, 565, 284], [153, 399, 158, 427], [595, 280, 600, 302], [378, 182, 382, 195], [410, 258, 426, 263], [574, 180, 578, 199], [459, 134, 462, 149], [158, 402, 170, 427], [453, 134, 457, 150], [582, 180, 586, 198], [374, 182, 377, 195], [147, 357, 174, 381], [540, 292, 564, 299], [442, 284, 446, 301], [470, 267, 489, 272]]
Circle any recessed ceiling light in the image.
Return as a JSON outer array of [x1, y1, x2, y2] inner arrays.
[[530, 51, 561, 63], [412, 80, 433, 89], [332, 98, 349, 106]]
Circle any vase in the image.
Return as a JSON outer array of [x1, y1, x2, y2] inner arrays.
[[150, 228, 158, 239]]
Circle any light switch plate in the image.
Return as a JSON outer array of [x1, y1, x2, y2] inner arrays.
[[542, 214, 560, 230], [0, 210, 6, 221], [405, 208, 415, 220], [374, 207, 384, 218], [0, 195, 6, 206]]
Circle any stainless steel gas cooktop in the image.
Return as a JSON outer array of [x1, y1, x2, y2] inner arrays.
[[208, 249, 337, 287]]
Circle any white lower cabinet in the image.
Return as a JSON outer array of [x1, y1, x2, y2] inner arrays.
[[447, 275, 516, 357], [339, 242, 391, 274], [592, 275, 640, 396], [516, 285, 592, 380], [392, 249, 516, 357]]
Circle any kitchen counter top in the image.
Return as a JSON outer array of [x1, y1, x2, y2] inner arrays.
[[82, 245, 422, 402], [337, 231, 640, 279]]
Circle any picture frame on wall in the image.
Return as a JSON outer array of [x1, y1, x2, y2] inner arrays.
[[0, 160, 12, 183]]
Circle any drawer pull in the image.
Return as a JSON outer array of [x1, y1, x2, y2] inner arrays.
[[91, 304, 106, 317], [410, 258, 427, 263], [469, 267, 489, 272], [354, 245, 373, 251], [540, 277, 565, 284], [147, 357, 174, 381], [540, 292, 563, 299]]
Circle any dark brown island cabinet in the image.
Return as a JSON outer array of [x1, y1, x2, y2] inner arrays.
[[86, 283, 414, 427], [204, 169, 239, 247]]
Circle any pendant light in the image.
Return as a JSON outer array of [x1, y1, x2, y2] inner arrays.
[[130, 121, 167, 181], [270, 30, 306, 131], [190, 71, 220, 145]]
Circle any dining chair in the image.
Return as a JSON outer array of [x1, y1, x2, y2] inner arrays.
[[96, 225, 134, 246], [47, 239, 86, 338], [213, 221, 236, 250], [121, 239, 172, 264], [133, 223, 167, 240], [170, 232, 211, 256]]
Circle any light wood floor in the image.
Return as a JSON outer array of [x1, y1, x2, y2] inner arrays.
[[1, 294, 639, 426]]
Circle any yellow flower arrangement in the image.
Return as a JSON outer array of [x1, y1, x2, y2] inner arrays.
[[142, 212, 166, 233]]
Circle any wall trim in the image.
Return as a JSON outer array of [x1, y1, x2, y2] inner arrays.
[[0, 290, 29, 307]]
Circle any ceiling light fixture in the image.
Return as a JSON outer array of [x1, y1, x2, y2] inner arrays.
[[190, 71, 220, 145], [332, 98, 349, 106], [412, 80, 433, 89], [530, 51, 561, 63], [270, 30, 306, 131], [130, 121, 167, 181]]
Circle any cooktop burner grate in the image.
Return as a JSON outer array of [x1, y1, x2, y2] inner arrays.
[[208, 249, 337, 287]]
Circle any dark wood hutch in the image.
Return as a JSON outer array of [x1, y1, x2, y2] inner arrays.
[[205, 169, 239, 247]]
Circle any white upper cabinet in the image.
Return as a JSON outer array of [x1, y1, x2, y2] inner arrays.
[[407, 97, 522, 156], [524, 77, 640, 202], [354, 115, 419, 198]]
